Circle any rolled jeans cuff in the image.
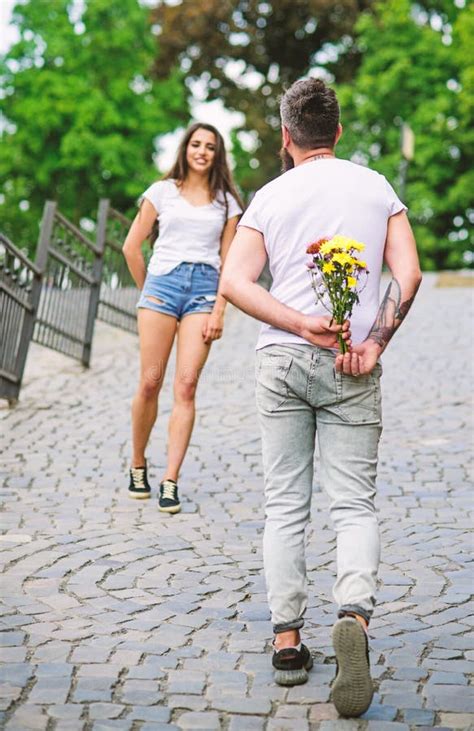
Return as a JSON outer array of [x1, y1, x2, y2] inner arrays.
[[338, 605, 372, 624], [273, 617, 305, 634]]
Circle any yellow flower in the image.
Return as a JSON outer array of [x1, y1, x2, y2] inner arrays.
[[354, 259, 367, 269], [331, 235, 353, 250], [322, 262, 335, 274], [319, 240, 338, 255], [347, 276, 357, 288], [332, 252, 355, 267], [351, 242, 365, 252]]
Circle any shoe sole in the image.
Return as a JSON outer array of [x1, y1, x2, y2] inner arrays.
[[128, 491, 151, 500], [158, 504, 181, 514], [331, 618, 373, 717], [274, 653, 313, 686]]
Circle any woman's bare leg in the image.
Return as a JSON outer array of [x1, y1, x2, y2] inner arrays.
[[131, 309, 177, 467], [164, 313, 212, 481]]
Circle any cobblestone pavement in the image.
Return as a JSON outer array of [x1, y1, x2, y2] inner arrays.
[[1, 273, 473, 731]]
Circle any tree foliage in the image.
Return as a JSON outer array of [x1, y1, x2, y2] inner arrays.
[[336, 0, 473, 269], [152, 0, 373, 189], [0, 0, 188, 253]]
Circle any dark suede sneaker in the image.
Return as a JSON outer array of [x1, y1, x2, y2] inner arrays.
[[272, 643, 313, 686], [128, 464, 151, 499], [158, 479, 181, 514], [331, 617, 373, 717]]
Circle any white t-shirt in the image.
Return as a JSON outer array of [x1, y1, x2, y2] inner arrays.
[[238, 158, 406, 349], [142, 179, 242, 276]]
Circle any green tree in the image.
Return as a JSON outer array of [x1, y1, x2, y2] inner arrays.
[[0, 0, 188, 253], [152, 0, 373, 192], [336, 0, 473, 269]]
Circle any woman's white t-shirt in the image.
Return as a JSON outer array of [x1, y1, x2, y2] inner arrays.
[[141, 179, 242, 276]]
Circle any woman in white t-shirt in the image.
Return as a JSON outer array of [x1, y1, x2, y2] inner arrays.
[[123, 123, 243, 512]]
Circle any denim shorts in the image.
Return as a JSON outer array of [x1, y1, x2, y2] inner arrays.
[[137, 262, 218, 320]]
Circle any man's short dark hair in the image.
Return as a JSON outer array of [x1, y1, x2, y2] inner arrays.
[[280, 78, 340, 150]]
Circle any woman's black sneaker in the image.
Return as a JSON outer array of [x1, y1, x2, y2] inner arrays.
[[158, 479, 181, 514], [272, 643, 313, 686], [128, 464, 151, 499]]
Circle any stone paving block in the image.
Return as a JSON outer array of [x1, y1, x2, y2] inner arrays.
[[274, 704, 308, 719], [367, 723, 409, 731], [381, 692, 423, 709], [211, 696, 271, 714], [427, 670, 468, 685], [286, 683, 330, 703], [72, 677, 115, 703], [126, 706, 171, 722], [0, 665, 32, 686], [166, 670, 206, 695], [0, 647, 27, 663], [318, 721, 360, 730], [0, 632, 26, 646], [423, 686, 474, 713], [47, 705, 83, 719], [228, 716, 265, 731], [267, 719, 309, 731], [70, 646, 111, 664], [438, 712, 474, 729], [361, 704, 398, 721], [402, 708, 435, 725], [6, 704, 49, 730], [28, 676, 71, 704], [54, 722, 86, 731], [392, 667, 429, 681], [166, 695, 209, 711], [308, 703, 339, 722], [35, 662, 73, 677], [176, 711, 221, 730], [119, 680, 162, 706], [89, 704, 124, 719]]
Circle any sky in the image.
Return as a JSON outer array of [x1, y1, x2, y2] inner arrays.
[[0, 0, 243, 170]]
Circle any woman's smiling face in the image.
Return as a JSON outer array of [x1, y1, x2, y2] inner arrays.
[[186, 128, 217, 175]]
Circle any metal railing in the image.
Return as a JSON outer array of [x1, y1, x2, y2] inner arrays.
[[33, 202, 104, 366], [97, 200, 139, 334], [0, 233, 43, 404], [0, 198, 139, 403]]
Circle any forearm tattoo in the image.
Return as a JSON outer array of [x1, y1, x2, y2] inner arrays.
[[368, 277, 419, 349]]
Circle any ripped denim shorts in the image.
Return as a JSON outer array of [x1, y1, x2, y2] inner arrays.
[[137, 262, 218, 320]]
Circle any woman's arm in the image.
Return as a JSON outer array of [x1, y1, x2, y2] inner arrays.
[[202, 215, 240, 343], [215, 215, 240, 314], [122, 199, 158, 290]]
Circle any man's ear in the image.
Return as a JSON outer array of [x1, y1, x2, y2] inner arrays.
[[334, 123, 343, 146], [282, 125, 291, 148]]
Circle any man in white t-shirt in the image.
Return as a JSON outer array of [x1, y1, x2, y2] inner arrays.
[[221, 78, 422, 716]]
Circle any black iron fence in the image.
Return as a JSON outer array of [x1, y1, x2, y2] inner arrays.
[[97, 200, 138, 334], [33, 201, 105, 366], [0, 199, 138, 404], [0, 234, 43, 404]]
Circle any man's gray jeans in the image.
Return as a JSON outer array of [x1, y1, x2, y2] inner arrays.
[[255, 343, 383, 632]]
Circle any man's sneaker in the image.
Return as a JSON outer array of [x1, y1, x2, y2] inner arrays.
[[272, 643, 313, 686], [331, 617, 373, 717], [128, 464, 151, 499], [158, 479, 181, 514]]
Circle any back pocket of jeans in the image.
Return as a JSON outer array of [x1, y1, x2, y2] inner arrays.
[[255, 353, 293, 413], [334, 365, 382, 424]]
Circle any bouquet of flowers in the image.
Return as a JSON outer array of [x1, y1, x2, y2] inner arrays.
[[306, 235, 368, 354]]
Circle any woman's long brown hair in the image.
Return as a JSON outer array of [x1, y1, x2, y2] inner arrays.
[[164, 122, 243, 211]]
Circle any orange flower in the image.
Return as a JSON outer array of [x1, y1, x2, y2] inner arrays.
[[306, 238, 328, 255]]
